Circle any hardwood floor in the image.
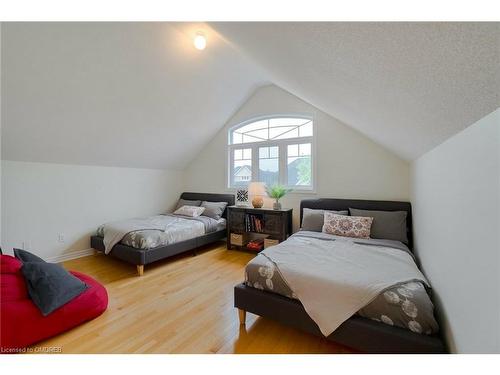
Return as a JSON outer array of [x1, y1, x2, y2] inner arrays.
[[31, 242, 354, 354]]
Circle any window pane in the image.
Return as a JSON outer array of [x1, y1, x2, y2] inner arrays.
[[243, 148, 252, 160], [287, 143, 311, 187], [270, 118, 307, 127], [274, 127, 299, 140], [299, 143, 311, 156], [245, 128, 269, 141], [299, 121, 313, 137], [287, 156, 311, 186], [259, 147, 269, 159], [269, 146, 279, 158], [287, 144, 298, 157], [233, 148, 252, 186], [232, 132, 243, 144], [234, 149, 242, 160], [230, 117, 313, 144], [269, 126, 293, 139], [259, 146, 279, 187], [237, 119, 268, 134], [242, 133, 263, 143]]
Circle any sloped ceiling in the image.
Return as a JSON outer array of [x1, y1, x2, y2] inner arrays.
[[1, 22, 269, 169], [2, 22, 499, 169], [213, 22, 500, 160]]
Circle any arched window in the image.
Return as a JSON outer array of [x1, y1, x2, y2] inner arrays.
[[228, 116, 314, 190]]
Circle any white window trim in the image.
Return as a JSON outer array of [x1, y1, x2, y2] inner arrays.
[[226, 115, 316, 192]]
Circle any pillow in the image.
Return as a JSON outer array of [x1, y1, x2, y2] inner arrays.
[[322, 212, 373, 239], [301, 208, 348, 232], [21, 263, 88, 316], [173, 205, 206, 218], [175, 199, 201, 210], [200, 201, 228, 220], [13, 248, 45, 263], [349, 208, 408, 244], [14, 249, 88, 316]]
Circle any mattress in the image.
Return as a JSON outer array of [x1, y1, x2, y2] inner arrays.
[[245, 240, 439, 335], [96, 216, 226, 250]]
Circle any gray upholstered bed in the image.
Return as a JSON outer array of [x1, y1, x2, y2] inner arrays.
[[234, 198, 446, 353], [91, 192, 234, 275]]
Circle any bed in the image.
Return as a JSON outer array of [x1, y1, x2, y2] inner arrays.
[[91, 192, 234, 276], [234, 198, 446, 353]]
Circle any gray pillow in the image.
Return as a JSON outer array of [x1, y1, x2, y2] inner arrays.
[[14, 249, 88, 316], [175, 199, 201, 210], [301, 208, 348, 232], [200, 201, 228, 220], [349, 208, 408, 244], [14, 248, 45, 263]]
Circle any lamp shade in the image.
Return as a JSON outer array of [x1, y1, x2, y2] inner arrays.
[[248, 182, 266, 196]]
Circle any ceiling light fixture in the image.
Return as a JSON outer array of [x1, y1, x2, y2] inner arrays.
[[194, 32, 207, 50]]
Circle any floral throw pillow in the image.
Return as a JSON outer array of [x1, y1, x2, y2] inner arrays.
[[173, 205, 206, 218], [322, 212, 374, 239]]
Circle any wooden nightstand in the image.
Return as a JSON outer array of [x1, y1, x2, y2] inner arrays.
[[226, 206, 293, 252]]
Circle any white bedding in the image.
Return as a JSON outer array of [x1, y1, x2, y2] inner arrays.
[[261, 232, 429, 336]]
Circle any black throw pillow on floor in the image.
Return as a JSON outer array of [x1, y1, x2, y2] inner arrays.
[[13, 249, 88, 316], [14, 248, 46, 263]]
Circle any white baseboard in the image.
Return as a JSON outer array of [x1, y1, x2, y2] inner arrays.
[[45, 248, 95, 263]]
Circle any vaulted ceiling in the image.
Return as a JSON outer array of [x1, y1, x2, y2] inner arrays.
[[2, 22, 499, 168], [1, 22, 269, 169], [212, 22, 500, 160]]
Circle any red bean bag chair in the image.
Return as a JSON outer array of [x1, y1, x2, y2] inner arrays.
[[1, 254, 108, 352]]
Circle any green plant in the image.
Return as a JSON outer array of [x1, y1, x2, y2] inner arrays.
[[265, 184, 293, 201]]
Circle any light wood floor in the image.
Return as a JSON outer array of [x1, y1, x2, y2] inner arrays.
[[31, 243, 355, 354]]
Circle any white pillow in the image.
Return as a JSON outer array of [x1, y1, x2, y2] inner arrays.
[[174, 205, 206, 218]]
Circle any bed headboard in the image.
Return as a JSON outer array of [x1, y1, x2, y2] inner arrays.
[[300, 198, 413, 250], [179, 192, 235, 219]]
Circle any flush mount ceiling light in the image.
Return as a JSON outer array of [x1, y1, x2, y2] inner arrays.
[[193, 32, 207, 50]]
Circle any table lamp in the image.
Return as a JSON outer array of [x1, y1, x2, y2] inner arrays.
[[248, 182, 266, 208]]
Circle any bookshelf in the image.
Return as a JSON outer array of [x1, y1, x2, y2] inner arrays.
[[226, 206, 293, 252]]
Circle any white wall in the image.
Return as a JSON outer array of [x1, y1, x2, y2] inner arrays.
[[185, 85, 410, 229], [411, 108, 500, 353], [1, 161, 183, 261]]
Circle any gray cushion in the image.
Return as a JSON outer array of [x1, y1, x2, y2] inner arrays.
[[175, 199, 201, 210], [200, 201, 228, 220], [14, 249, 88, 316], [301, 208, 348, 232], [349, 208, 408, 244], [14, 248, 45, 262]]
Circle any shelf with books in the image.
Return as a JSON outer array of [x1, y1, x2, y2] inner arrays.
[[226, 206, 292, 252]]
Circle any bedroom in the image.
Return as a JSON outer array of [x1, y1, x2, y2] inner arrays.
[[0, 1, 499, 372]]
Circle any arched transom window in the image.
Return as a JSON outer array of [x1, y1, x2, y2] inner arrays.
[[228, 116, 314, 190]]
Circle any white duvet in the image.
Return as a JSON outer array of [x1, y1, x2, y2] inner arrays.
[[261, 232, 429, 336]]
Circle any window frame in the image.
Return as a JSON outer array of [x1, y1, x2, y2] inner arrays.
[[227, 115, 316, 192]]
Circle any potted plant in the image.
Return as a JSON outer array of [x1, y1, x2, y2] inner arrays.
[[265, 184, 292, 210]]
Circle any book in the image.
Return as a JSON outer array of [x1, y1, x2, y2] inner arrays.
[[244, 214, 265, 233]]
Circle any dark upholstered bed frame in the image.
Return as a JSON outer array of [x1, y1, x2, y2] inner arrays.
[[91, 192, 234, 276], [234, 198, 446, 353]]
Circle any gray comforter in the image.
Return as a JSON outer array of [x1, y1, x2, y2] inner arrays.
[[96, 214, 225, 252], [245, 231, 439, 335]]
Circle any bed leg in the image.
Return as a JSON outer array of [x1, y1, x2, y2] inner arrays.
[[137, 265, 144, 276], [238, 309, 246, 325]]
